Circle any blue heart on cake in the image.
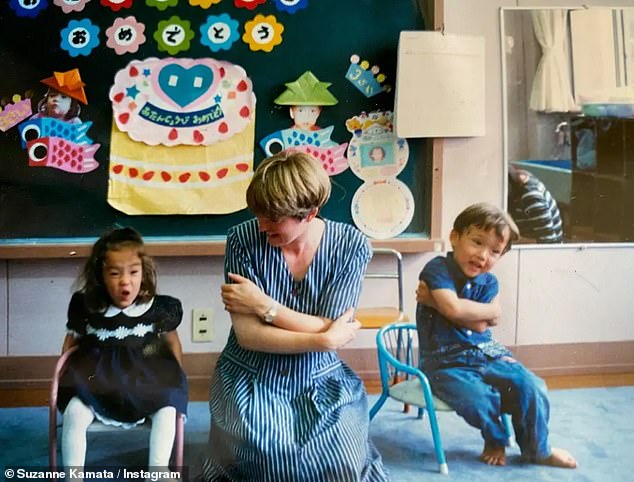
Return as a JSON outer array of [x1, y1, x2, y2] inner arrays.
[[158, 64, 214, 108]]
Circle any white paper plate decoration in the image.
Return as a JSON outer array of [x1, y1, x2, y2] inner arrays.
[[351, 178, 415, 239]]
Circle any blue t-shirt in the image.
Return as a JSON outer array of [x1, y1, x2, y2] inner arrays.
[[416, 253, 502, 355]]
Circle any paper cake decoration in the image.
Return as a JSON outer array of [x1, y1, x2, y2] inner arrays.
[[108, 57, 256, 215]]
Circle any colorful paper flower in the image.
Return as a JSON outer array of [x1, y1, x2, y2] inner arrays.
[[154, 16, 195, 55], [100, 0, 133, 11], [9, 0, 49, 18], [53, 0, 90, 13], [188, 0, 222, 8], [60, 19, 101, 57], [146, 0, 178, 10], [234, 0, 265, 10], [242, 14, 283, 53], [272, 0, 307, 14], [106, 16, 146, 55], [200, 14, 239, 52]]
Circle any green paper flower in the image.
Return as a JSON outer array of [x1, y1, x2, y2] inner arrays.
[[154, 16, 195, 55]]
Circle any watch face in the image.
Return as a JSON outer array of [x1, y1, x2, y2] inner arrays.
[[264, 305, 277, 323]]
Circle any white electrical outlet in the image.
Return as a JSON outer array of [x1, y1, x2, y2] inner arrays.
[[192, 309, 214, 342]]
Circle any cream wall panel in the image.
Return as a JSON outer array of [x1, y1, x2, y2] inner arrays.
[[155, 256, 228, 353], [490, 249, 519, 346], [516, 247, 634, 344], [8, 259, 80, 355], [0, 262, 7, 356], [441, 0, 516, 238]]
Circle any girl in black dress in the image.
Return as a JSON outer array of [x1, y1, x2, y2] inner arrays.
[[57, 227, 188, 470]]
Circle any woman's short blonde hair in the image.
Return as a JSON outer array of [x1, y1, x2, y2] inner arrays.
[[246, 150, 331, 220]]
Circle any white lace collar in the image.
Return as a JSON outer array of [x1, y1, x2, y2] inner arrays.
[[103, 297, 154, 318]]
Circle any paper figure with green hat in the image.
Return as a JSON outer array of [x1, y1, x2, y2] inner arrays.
[[259, 71, 349, 176]]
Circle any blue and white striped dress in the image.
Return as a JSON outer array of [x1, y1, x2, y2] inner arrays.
[[201, 218, 389, 481]]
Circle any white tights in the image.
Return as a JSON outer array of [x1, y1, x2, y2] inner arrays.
[[62, 397, 176, 468]]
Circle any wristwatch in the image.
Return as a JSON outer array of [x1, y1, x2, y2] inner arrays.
[[263, 302, 278, 324]]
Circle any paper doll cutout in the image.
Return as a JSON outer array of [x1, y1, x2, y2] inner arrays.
[[35, 70, 87, 130], [17, 69, 100, 174], [346, 111, 413, 239], [345, 54, 391, 98], [108, 57, 256, 215], [242, 14, 284, 52], [60, 19, 100, 57], [9, 0, 48, 18], [200, 14, 240, 52], [0, 94, 33, 132], [154, 16, 195, 55], [345, 111, 408, 179], [53, 0, 91, 13], [106, 16, 146, 55], [260, 71, 347, 175]]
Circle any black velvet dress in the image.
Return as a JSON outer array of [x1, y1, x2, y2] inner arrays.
[[57, 292, 188, 426]]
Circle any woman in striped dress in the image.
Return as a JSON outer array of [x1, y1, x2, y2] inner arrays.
[[201, 151, 389, 481]]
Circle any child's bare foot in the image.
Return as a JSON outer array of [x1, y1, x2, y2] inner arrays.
[[537, 447, 577, 468], [480, 442, 506, 465]]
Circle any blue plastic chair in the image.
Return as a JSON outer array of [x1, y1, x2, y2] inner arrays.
[[369, 322, 514, 475]]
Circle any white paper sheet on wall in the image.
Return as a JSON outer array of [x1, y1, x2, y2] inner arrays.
[[394, 31, 485, 138]]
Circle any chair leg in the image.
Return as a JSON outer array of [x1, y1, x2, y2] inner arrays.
[[49, 407, 58, 470], [426, 408, 449, 475], [369, 394, 388, 421]]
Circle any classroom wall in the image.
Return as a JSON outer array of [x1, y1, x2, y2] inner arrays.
[[1, 0, 633, 373], [441, 0, 634, 349]]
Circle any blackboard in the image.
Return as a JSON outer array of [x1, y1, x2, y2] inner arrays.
[[0, 0, 430, 247]]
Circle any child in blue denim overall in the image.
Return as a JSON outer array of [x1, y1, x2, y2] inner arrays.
[[416, 203, 576, 469]]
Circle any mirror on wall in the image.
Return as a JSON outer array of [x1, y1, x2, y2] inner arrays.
[[501, 7, 634, 244]]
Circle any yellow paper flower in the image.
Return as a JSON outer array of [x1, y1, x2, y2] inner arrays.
[[188, 0, 222, 8], [242, 14, 284, 53]]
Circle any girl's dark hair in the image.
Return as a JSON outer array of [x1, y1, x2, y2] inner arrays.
[[78, 227, 157, 312]]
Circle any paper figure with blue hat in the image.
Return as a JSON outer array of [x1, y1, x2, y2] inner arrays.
[[259, 71, 349, 176]]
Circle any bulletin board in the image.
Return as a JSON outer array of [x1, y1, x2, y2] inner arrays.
[[0, 0, 432, 256]]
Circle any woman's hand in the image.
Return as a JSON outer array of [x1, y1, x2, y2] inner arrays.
[[221, 272, 270, 315], [321, 308, 361, 351]]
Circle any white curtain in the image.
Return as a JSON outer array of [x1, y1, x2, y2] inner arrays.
[[529, 9, 577, 112]]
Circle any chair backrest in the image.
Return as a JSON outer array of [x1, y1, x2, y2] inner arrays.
[[365, 248, 404, 310], [375, 322, 420, 389], [356, 248, 407, 329]]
